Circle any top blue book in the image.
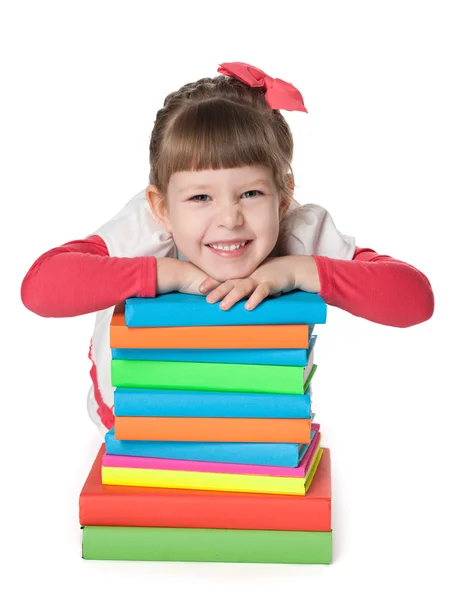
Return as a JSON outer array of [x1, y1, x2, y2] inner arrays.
[[124, 291, 327, 327]]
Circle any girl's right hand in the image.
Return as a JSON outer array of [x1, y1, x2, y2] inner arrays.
[[156, 257, 221, 296]]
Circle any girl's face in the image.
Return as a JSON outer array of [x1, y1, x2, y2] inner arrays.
[[151, 165, 285, 281]]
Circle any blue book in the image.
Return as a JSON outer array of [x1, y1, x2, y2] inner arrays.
[[124, 290, 326, 327], [113, 387, 311, 418], [111, 334, 317, 366], [104, 427, 316, 467]]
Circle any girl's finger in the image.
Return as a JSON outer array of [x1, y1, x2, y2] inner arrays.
[[245, 283, 272, 310], [206, 280, 235, 303], [219, 281, 256, 310], [199, 277, 220, 293]]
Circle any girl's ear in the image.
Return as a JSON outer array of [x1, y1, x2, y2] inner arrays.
[[146, 185, 173, 233], [279, 173, 295, 219]]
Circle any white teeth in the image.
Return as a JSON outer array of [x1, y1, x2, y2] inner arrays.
[[210, 241, 247, 251]]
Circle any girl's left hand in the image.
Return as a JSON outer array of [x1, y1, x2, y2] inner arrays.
[[198, 255, 320, 310]]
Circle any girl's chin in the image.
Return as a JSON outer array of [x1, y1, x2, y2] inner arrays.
[[203, 262, 259, 281], [188, 247, 269, 280]]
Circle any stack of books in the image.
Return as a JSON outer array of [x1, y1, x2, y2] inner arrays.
[[79, 291, 333, 564]]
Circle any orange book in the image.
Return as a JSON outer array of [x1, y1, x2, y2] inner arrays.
[[110, 312, 310, 349], [114, 416, 311, 443]]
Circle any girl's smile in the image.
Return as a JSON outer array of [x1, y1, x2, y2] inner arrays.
[[206, 239, 253, 258]]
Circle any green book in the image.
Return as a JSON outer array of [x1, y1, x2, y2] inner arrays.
[[82, 526, 332, 564], [111, 360, 317, 395]]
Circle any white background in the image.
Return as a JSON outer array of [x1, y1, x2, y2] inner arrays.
[[2, 1, 449, 599]]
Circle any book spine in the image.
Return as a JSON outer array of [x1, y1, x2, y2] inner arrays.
[[124, 292, 327, 327], [111, 360, 311, 395], [101, 466, 307, 495], [110, 319, 310, 349], [104, 433, 301, 467], [114, 416, 311, 444], [113, 388, 311, 418], [110, 346, 310, 366], [82, 527, 332, 563], [80, 495, 331, 530]]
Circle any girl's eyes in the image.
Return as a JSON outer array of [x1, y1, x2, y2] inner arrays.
[[189, 194, 210, 202], [242, 190, 263, 199], [189, 190, 263, 202]]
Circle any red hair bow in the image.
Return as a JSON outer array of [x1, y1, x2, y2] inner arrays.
[[217, 61, 307, 113]]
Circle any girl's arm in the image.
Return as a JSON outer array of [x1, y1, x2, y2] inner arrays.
[[20, 235, 157, 317], [20, 235, 213, 318], [313, 247, 434, 327]]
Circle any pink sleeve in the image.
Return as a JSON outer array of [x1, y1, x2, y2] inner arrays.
[[312, 247, 434, 327], [20, 235, 157, 318]]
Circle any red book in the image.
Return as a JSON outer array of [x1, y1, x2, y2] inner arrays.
[[79, 445, 331, 531]]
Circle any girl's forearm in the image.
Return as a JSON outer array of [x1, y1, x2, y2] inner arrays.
[[312, 247, 434, 327], [21, 235, 156, 318]]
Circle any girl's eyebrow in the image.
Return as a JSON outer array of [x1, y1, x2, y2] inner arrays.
[[244, 178, 271, 188], [177, 178, 271, 194], [177, 183, 211, 194]]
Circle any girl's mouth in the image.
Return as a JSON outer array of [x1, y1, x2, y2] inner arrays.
[[206, 239, 252, 258]]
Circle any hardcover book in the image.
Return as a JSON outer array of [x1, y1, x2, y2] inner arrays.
[[114, 415, 311, 444], [111, 333, 316, 366], [103, 431, 321, 479], [124, 291, 327, 327], [113, 387, 311, 418], [82, 526, 332, 563], [104, 426, 316, 467], [110, 312, 310, 349], [111, 357, 316, 395]]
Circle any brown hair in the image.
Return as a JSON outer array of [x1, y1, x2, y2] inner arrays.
[[148, 74, 301, 245]]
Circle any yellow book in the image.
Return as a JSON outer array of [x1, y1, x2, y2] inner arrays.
[[101, 446, 323, 496]]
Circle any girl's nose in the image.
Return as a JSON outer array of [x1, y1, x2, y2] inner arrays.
[[217, 203, 244, 229]]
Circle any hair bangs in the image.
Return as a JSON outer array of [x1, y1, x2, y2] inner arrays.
[[157, 99, 286, 193]]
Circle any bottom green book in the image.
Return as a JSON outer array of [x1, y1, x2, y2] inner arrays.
[[82, 526, 332, 564]]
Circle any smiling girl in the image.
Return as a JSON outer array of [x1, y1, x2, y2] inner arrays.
[[20, 61, 434, 434]]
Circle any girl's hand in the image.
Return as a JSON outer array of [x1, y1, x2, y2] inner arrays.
[[156, 257, 221, 296], [198, 255, 320, 310], [178, 261, 222, 296]]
